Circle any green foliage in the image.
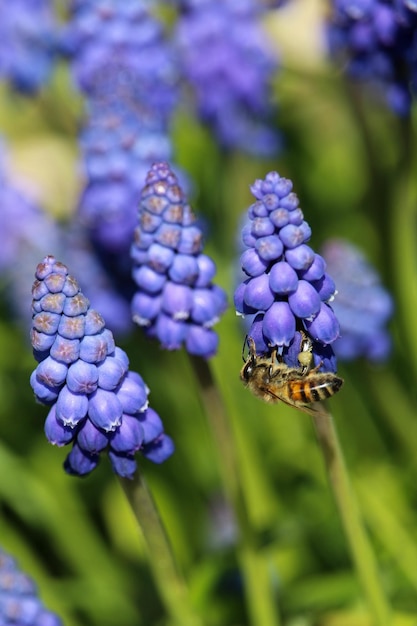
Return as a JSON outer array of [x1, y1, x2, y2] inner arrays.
[[1, 9, 417, 626]]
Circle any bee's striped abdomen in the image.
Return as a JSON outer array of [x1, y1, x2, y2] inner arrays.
[[288, 375, 343, 404]]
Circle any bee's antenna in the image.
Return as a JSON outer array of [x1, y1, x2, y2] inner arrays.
[[241, 334, 249, 362]]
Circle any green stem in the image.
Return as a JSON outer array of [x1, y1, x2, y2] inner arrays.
[[390, 140, 417, 382], [312, 407, 391, 626], [189, 355, 281, 626], [119, 473, 204, 626]]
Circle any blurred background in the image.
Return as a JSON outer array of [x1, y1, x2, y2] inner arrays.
[[0, 0, 416, 624]]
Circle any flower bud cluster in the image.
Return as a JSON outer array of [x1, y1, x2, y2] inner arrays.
[[63, 0, 178, 273], [0, 0, 57, 93], [30, 256, 174, 478], [321, 239, 393, 362], [131, 162, 228, 358], [327, 0, 417, 115], [0, 549, 62, 626], [175, 0, 281, 156], [235, 171, 340, 371]]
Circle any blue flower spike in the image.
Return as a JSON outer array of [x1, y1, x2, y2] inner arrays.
[[0, 548, 62, 626], [131, 162, 228, 359], [321, 238, 394, 362], [327, 0, 417, 115], [235, 171, 340, 372], [30, 255, 174, 479], [175, 0, 281, 156]]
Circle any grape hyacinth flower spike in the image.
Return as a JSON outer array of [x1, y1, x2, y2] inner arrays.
[[0, 549, 62, 626], [175, 0, 281, 156], [321, 238, 394, 362], [235, 171, 341, 373], [326, 0, 417, 115], [30, 256, 174, 479], [131, 162, 228, 358]]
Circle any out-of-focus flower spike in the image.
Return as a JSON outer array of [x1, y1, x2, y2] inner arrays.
[[62, 0, 180, 285], [174, 0, 282, 156], [321, 238, 394, 362], [326, 0, 417, 115], [0, 548, 62, 626], [0, 0, 58, 93]]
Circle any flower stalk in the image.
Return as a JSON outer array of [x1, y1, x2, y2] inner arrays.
[[120, 472, 204, 626], [189, 355, 281, 626], [312, 407, 391, 626]]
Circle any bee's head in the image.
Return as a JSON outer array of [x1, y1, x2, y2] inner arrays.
[[241, 358, 256, 381]]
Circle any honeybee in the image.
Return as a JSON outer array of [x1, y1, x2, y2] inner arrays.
[[240, 332, 343, 417]]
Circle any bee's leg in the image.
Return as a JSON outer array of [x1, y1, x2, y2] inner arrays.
[[297, 331, 314, 373], [308, 360, 323, 375]]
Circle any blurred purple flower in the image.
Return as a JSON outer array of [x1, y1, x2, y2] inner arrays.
[[30, 255, 174, 478], [131, 162, 228, 358], [321, 238, 393, 362], [0, 548, 62, 626], [327, 0, 417, 115], [0, 0, 58, 93], [62, 0, 179, 273], [235, 171, 340, 371], [175, 0, 281, 156]]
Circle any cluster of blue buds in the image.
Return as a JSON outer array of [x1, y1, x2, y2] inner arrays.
[[327, 0, 417, 115], [321, 238, 393, 362], [235, 171, 340, 371], [30, 256, 174, 479], [62, 0, 178, 271], [0, 549, 62, 626], [131, 162, 228, 359], [0, 0, 57, 93], [175, 0, 281, 156]]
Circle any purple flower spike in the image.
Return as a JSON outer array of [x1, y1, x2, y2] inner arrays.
[[60, 0, 181, 327], [131, 162, 228, 358], [235, 171, 340, 370], [0, 1, 58, 94], [30, 256, 174, 478], [321, 239, 394, 362], [175, 0, 281, 156], [0, 549, 63, 626], [327, 0, 417, 115]]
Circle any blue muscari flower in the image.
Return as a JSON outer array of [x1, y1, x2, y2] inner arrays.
[[30, 255, 174, 479], [131, 162, 228, 359], [234, 171, 340, 372], [321, 238, 393, 362], [0, 549, 62, 626], [175, 0, 281, 156], [0, 0, 57, 93], [63, 0, 179, 263], [327, 0, 417, 115]]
